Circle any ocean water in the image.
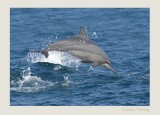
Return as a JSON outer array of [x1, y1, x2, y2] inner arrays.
[[10, 8, 150, 106]]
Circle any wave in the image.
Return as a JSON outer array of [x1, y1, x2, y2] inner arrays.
[[27, 51, 81, 68]]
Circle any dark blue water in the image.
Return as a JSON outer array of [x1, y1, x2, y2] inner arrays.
[[10, 8, 149, 106]]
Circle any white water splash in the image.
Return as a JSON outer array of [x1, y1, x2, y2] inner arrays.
[[92, 31, 97, 39], [88, 66, 94, 71], [53, 65, 62, 71], [10, 67, 55, 93], [62, 73, 73, 87], [27, 51, 81, 68]]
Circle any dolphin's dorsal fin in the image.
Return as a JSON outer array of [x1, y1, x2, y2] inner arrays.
[[79, 27, 87, 37]]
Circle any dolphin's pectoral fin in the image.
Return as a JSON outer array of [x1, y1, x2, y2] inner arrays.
[[41, 50, 49, 58]]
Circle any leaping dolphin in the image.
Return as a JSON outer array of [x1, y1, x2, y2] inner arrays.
[[40, 27, 116, 73]]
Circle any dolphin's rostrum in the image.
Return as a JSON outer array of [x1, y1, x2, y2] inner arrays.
[[40, 27, 116, 73]]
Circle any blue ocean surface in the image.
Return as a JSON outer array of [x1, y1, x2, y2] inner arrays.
[[10, 8, 149, 106]]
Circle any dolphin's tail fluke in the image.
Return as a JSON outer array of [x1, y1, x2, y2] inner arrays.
[[30, 50, 49, 58], [101, 63, 116, 74]]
